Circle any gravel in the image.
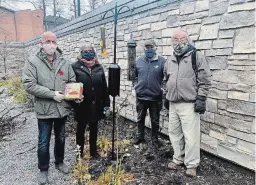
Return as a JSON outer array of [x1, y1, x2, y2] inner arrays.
[[0, 87, 77, 185]]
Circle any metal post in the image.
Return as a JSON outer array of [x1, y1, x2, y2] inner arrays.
[[113, 3, 117, 64], [77, 0, 81, 17], [101, 1, 132, 161], [112, 96, 115, 159], [111, 3, 118, 160]]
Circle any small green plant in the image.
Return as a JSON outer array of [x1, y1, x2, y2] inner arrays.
[[0, 81, 5, 86], [72, 94, 134, 185], [89, 159, 134, 185], [72, 145, 91, 184], [1, 76, 28, 103], [115, 140, 130, 154], [97, 136, 112, 157]]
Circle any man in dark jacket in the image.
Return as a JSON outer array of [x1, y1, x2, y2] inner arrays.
[[22, 31, 76, 184], [132, 39, 165, 147], [165, 29, 211, 177]]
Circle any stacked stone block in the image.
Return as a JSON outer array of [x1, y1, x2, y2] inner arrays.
[[3, 0, 255, 170]]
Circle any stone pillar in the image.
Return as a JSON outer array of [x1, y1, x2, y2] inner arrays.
[[127, 38, 137, 81]]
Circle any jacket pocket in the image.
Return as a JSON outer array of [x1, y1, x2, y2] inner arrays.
[[178, 78, 197, 101], [34, 98, 46, 115], [44, 100, 52, 114], [135, 81, 147, 95], [166, 76, 177, 100]]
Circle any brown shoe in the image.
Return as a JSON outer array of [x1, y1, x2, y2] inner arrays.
[[167, 162, 182, 170], [186, 168, 197, 177]]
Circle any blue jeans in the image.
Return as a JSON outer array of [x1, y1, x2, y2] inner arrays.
[[37, 117, 66, 171]]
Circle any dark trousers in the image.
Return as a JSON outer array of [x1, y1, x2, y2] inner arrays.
[[37, 117, 66, 171], [136, 99, 162, 142], [76, 121, 98, 156]]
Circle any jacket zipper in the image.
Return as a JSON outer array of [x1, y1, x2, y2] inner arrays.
[[147, 61, 150, 89], [176, 61, 179, 100], [54, 60, 62, 117], [88, 67, 95, 104]]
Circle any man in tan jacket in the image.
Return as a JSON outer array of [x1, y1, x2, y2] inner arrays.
[[22, 31, 76, 184], [164, 30, 211, 177]]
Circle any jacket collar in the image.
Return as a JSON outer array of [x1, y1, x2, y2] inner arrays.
[[77, 60, 100, 76], [171, 49, 194, 63], [143, 53, 159, 62], [36, 48, 65, 75]]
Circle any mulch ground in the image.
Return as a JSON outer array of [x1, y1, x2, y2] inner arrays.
[[68, 116, 255, 185]]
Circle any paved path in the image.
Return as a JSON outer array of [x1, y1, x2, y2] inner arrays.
[[0, 111, 76, 185]]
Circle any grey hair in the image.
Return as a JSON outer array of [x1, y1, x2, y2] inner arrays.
[[80, 44, 96, 53], [171, 29, 191, 44], [79, 44, 97, 58], [41, 31, 56, 42]]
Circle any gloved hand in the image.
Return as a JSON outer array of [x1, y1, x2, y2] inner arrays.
[[132, 89, 136, 97], [161, 88, 166, 95], [164, 99, 169, 110], [75, 95, 84, 104], [194, 95, 206, 114], [53, 91, 64, 102], [104, 107, 110, 117]]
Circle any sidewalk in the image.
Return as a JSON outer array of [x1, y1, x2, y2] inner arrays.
[[0, 112, 76, 185]]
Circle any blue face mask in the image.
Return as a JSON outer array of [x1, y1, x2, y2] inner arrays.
[[145, 48, 156, 58], [81, 51, 95, 60]]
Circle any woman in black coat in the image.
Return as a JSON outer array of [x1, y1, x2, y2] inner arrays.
[[72, 45, 110, 158]]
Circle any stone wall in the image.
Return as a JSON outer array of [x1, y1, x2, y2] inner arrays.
[[2, 0, 255, 170], [0, 45, 25, 80]]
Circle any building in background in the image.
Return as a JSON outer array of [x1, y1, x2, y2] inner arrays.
[[0, 6, 44, 42], [44, 15, 69, 31]]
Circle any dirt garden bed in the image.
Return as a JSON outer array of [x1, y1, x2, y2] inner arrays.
[[69, 116, 255, 185]]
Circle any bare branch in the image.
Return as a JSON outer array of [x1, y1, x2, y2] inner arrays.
[[0, 27, 15, 75]]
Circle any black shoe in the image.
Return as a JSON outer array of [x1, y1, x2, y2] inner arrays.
[[56, 163, 70, 174], [38, 171, 49, 185], [90, 152, 101, 159], [133, 138, 145, 145]]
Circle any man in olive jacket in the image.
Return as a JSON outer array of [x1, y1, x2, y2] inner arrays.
[[22, 31, 76, 185], [164, 30, 211, 177]]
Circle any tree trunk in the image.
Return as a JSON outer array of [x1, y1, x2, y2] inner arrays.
[[42, 0, 47, 31], [3, 58, 6, 76], [73, 0, 76, 18], [53, 0, 56, 27]]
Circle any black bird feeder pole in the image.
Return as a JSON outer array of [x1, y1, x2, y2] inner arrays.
[[102, 1, 131, 160], [112, 3, 117, 160]]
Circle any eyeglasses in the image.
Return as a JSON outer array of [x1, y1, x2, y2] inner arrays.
[[44, 40, 56, 44], [173, 39, 187, 43]]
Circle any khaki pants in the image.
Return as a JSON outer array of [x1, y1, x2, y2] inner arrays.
[[168, 102, 200, 168]]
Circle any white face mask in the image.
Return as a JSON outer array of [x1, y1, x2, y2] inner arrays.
[[42, 43, 57, 55]]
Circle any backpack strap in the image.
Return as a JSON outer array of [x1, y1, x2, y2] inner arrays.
[[191, 49, 198, 80]]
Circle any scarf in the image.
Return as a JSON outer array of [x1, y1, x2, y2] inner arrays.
[[174, 44, 195, 57], [77, 56, 99, 68]]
